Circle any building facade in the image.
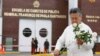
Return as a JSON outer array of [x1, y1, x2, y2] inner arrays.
[[0, 0, 100, 53]]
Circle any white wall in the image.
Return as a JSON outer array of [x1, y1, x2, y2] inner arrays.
[[68, 0, 78, 25], [0, 17, 2, 44]]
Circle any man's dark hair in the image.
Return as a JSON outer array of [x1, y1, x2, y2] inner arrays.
[[70, 8, 82, 16]]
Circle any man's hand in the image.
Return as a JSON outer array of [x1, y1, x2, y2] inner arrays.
[[77, 38, 84, 45], [53, 49, 60, 56]]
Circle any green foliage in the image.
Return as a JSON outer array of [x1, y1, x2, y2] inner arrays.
[[75, 30, 92, 44], [73, 23, 92, 48]]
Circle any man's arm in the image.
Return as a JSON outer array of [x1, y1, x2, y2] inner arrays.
[[53, 28, 67, 56]]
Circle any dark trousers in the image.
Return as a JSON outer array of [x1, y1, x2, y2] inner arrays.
[[31, 48, 35, 54]]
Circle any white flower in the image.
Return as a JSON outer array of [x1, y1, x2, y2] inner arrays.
[[88, 35, 91, 37], [73, 23, 77, 27], [76, 31, 80, 35], [92, 32, 97, 42], [92, 32, 97, 38], [79, 24, 82, 28]]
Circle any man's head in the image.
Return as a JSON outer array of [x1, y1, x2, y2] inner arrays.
[[70, 8, 82, 24]]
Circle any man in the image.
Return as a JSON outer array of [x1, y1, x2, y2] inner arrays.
[[44, 39, 49, 53], [53, 8, 97, 56], [34, 37, 38, 53], [31, 38, 35, 54]]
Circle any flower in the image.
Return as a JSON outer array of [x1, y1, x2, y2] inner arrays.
[[73, 23, 80, 32], [73, 23, 77, 27], [92, 32, 97, 37], [73, 23, 92, 49], [92, 32, 97, 41], [76, 31, 80, 35]]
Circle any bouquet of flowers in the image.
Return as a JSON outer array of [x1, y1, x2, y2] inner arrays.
[[73, 23, 92, 49]]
